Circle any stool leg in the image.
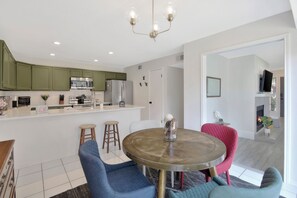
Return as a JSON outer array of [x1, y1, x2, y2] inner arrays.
[[102, 125, 107, 149], [113, 124, 116, 146], [91, 128, 96, 141], [107, 124, 110, 153], [116, 124, 121, 150], [80, 129, 85, 145]]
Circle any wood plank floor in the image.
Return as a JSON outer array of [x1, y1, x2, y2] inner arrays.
[[234, 118, 284, 177]]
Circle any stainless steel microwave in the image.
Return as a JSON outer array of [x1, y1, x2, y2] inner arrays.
[[70, 77, 94, 90]]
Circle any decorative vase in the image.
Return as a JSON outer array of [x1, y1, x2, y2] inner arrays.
[[164, 118, 177, 142], [264, 128, 270, 136]]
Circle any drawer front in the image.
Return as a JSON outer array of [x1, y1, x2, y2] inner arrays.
[[0, 151, 13, 197], [3, 167, 14, 198]]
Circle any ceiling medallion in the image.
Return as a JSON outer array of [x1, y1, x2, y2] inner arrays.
[[129, 0, 175, 41]]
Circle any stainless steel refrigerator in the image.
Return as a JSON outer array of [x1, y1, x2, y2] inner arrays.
[[104, 80, 133, 105]]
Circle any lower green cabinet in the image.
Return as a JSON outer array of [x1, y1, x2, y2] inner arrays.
[[17, 62, 31, 90], [32, 65, 52, 90], [93, 71, 105, 91], [52, 67, 70, 91]]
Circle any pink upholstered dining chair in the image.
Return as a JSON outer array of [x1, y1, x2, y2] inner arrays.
[[200, 123, 238, 185]]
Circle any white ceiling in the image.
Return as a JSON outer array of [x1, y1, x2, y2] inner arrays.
[[0, 0, 291, 69], [219, 40, 284, 69]]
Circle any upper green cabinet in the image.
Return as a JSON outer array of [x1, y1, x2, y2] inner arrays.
[[82, 70, 93, 78], [32, 65, 52, 90], [70, 69, 82, 77], [1, 41, 16, 90], [93, 71, 105, 91], [105, 72, 127, 80], [116, 73, 127, 80], [52, 67, 70, 91], [17, 62, 31, 90], [105, 72, 116, 80]]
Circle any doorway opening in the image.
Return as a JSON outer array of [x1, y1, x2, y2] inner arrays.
[[201, 35, 288, 181]]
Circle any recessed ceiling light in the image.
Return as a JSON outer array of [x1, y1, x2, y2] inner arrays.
[[94, 59, 99, 62], [54, 41, 61, 45], [50, 53, 55, 56], [108, 51, 114, 55]]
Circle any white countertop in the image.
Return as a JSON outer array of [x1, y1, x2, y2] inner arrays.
[[0, 105, 144, 121]]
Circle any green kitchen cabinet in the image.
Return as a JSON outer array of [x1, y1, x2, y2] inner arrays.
[[70, 69, 82, 77], [93, 71, 106, 91], [17, 62, 31, 90], [116, 73, 127, 80], [52, 67, 70, 91], [105, 72, 116, 80], [1, 42, 16, 90], [32, 65, 52, 90], [83, 70, 93, 78]]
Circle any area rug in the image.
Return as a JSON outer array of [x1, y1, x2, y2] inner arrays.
[[51, 169, 283, 198]]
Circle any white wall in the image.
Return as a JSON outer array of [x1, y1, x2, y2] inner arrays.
[[206, 54, 229, 123], [165, 67, 184, 128], [125, 53, 183, 120], [227, 55, 257, 139], [184, 11, 297, 186]]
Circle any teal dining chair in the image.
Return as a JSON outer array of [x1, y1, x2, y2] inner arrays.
[[169, 167, 282, 198]]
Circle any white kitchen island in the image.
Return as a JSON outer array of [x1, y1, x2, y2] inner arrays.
[[0, 105, 143, 169]]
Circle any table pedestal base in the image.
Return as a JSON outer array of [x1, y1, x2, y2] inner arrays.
[[158, 169, 166, 198]]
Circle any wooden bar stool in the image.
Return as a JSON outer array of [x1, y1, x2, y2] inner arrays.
[[102, 121, 121, 153], [79, 124, 96, 145]]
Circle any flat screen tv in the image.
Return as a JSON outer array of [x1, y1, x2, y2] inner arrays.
[[260, 70, 273, 92]]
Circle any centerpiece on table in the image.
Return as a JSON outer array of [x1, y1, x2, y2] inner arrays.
[[258, 116, 273, 135], [0, 98, 7, 115], [164, 113, 177, 142], [41, 94, 49, 105]]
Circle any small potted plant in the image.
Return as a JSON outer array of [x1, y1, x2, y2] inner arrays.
[[258, 116, 273, 135], [41, 94, 49, 105]]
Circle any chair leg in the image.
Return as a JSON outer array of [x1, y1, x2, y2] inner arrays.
[[102, 125, 107, 149], [107, 125, 110, 153], [113, 124, 116, 146], [116, 124, 121, 150], [179, 172, 184, 189], [226, 170, 231, 185], [142, 165, 146, 176], [80, 129, 85, 145], [171, 171, 174, 188], [205, 175, 211, 182]]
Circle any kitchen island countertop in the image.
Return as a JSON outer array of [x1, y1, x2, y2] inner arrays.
[[0, 105, 144, 121]]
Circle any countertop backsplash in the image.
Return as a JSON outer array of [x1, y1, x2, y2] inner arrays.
[[1, 90, 104, 108]]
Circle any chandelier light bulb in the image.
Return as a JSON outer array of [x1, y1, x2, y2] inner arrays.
[[129, 10, 136, 19], [153, 23, 159, 31], [167, 6, 173, 14]]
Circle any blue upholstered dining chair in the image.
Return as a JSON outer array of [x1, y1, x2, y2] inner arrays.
[[79, 140, 156, 198], [169, 167, 282, 198]]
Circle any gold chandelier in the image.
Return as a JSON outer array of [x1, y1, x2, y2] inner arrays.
[[129, 0, 175, 40]]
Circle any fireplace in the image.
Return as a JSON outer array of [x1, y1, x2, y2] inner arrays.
[[256, 105, 264, 131]]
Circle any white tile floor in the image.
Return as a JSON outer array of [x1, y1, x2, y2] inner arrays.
[[15, 145, 297, 198]]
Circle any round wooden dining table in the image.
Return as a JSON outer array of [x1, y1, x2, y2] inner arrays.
[[122, 128, 226, 198]]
